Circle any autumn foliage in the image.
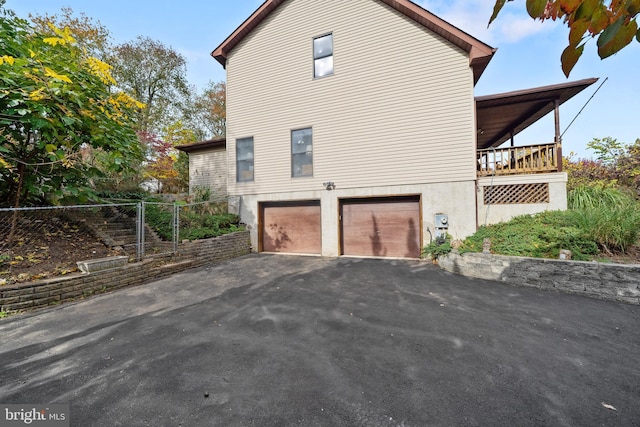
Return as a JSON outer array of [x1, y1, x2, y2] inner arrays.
[[490, 0, 640, 75], [564, 137, 640, 196], [0, 7, 143, 208]]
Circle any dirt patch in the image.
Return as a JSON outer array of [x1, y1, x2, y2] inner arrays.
[[597, 245, 640, 265], [1, 214, 126, 286]]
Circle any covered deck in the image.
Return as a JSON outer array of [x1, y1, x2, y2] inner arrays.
[[475, 78, 598, 177]]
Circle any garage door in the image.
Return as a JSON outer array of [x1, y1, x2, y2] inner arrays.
[[261, 201, 321, 254], [340, 196, 421, 258]]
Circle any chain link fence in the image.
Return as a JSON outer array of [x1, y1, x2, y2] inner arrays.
[[0, 199, 238, 285]]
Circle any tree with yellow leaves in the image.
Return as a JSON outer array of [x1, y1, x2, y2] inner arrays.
[[0, 4, 144, 208]]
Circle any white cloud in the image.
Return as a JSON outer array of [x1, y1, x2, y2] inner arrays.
[[416, 0, 559, 45], [497, 14, 550, 43]]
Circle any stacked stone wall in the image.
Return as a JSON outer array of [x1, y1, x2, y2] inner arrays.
[[439, 251, 640, 305], [0, 231, 251, 312]]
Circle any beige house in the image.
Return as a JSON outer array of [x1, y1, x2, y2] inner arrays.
[[203, 0, 596, 258], [177, 137, 227, 197]]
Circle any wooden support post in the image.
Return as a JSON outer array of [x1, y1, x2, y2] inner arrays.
[[554, 99, 563, 172]]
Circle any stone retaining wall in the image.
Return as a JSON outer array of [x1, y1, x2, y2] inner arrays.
[[438, 251, 640, 305], [0, 231, 251, 313]]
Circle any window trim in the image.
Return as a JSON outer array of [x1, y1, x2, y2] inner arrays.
[[291, 127, 313, 178], [313, 33, 333, 78], [235, 136, 254, 183]]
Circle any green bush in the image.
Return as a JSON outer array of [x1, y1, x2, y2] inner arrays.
[[144, 202, 174, 240], [459, 211, 599, 261], [422, 234, 453, 261], [143, 202, 243, 241], [179, 211, 242, 241], [460, 185, 640, 259]]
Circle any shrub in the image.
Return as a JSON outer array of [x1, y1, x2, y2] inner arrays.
[[422, 234, 452, 261], [143, 202, 174, 239], [143, 201, 243, 241], [459, 211, 599, 261]]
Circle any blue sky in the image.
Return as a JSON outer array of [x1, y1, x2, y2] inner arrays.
[[7, 0, 639, 158]]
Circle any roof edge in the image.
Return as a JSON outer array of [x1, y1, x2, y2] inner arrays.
[[212, 0, 286, 67], [176, 137, 226, 153], [475, 77, 599, 103], [211, 0, 496, 81]]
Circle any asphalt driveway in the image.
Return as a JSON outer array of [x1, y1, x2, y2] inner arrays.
[[1, 254, 639, 426]]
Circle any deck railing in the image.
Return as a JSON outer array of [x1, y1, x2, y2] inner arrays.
[[477, 143, 561, 176]]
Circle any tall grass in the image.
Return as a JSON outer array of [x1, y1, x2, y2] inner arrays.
[[568, 185, 634, 210], [568, 185, 640, 253]]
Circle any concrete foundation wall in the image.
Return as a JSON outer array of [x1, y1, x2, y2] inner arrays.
[[238, 181, 477, 256], [477, 172, 568, 225], [439, 251, 640, 305]]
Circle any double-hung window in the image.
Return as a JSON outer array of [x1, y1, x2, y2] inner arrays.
[[313, 33, 333, 78], [291, 128, 312, 178], [236, 137, 254, 182]]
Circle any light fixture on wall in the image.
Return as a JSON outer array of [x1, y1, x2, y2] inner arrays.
[[323, 181, 335, 191]]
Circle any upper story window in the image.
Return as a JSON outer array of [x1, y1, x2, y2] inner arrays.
[[291, 128, 313, 177], [313, 33, 333, 78], [236, 137, 254, 182]]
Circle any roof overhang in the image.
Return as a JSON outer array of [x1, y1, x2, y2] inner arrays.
[[176, 137, 226, 154], [211, 0, 496, 85], [475, 78, 599, 149]]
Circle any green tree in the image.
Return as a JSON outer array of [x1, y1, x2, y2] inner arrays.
[[490, 0, 640, 76], [29, 7, 112, 61], [0, 6, 143, 208], [185, 81, 226, 140], [111, 37, 190, 134], [587, 136, 625, 165], [565, 137, 640, 196]]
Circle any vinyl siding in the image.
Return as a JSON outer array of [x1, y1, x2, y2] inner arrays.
[[226, 0, 477, 196], [189, 148, 227, 196]]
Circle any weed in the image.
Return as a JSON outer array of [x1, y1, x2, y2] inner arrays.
[[422, 234, 453, 261]]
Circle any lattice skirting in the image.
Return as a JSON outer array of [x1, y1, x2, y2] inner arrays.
[[483, 183, 550, 205]]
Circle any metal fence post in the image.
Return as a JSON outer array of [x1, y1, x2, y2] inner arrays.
[[136, 202, 145, 262], [173, 203, 179, 254]]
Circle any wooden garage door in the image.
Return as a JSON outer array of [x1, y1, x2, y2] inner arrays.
[[261, 201, 321, 254], [340, 196, 420, 258]]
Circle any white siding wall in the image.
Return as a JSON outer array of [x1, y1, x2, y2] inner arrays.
[[226, 0, 477, 197], [189, 148, 227, 196]]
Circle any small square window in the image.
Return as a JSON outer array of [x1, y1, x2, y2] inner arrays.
[[313, 34, 333, 78], [291, 128, 312, 177]]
